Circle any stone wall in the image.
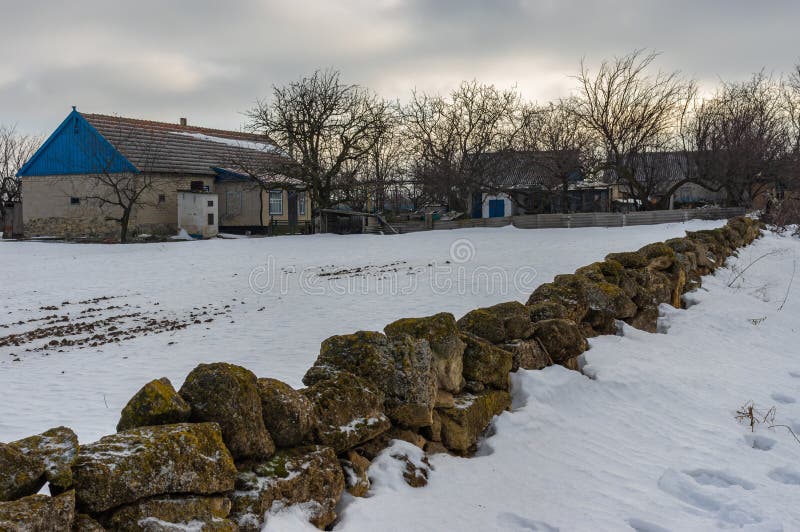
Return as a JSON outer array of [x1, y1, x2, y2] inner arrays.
[[0, 217, 763, 531]]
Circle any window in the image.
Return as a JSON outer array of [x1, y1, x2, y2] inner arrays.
[[158, 194, 166, 204], [207, 200, 214, 207], [298, 191, 306, 216], [70, 197, 80, 205], [269, 190, 283, 215], [190, 181, 204, 192], [207, 213, 215, 226]]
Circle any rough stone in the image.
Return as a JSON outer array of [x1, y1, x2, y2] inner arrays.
[[526, 275, 589, 323], [302, 372, 391, 452], [501, 339, 551, 371], [179, 362, 275, 461], [605, 251, 648, 269], [527, 300, 568, 322], [340, 451, 371, 497], [116, 378, 191, 432], [437, 391, 511, 454], [457, 301, 534, 343], [72, 422, 236, 513], [303, 331, 437, 429], [0, 443, 45, 502], [10, 426, 78, 496], [0, 490, 75, 532], [256, 378, 316, 448], [384, 313, 466, 393], [460, 333, 512, 390], [104, 495, 235, 532], [73, 513, 106, 532], [230, 445, 345, 531], [530, 319, 589, 365]]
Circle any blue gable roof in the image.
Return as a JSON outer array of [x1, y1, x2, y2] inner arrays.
[[17, 109, 139, 177]]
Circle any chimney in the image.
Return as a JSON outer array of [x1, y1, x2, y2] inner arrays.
[[179, 117, 187, 126]]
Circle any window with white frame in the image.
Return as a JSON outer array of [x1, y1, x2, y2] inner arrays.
[[298, 191, 306, 216], [269, 190, 283, 215]]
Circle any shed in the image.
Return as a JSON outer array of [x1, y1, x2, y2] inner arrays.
[[177, 191, 218, 239]]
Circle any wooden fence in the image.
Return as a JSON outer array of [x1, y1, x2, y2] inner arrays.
[[390, 207, 746, 234]]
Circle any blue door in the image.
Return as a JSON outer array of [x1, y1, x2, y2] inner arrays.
[[488, 199, 505, 218]]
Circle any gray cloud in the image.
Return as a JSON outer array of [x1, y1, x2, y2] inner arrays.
[[2, 0, 798, 135]]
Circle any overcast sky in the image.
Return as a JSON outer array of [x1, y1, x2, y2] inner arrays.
[[2, 0, 798, 136]]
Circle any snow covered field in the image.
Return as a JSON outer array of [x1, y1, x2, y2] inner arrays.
[[3, 220, 800, 530]]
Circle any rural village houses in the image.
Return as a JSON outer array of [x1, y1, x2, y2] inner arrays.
[[17, 108, 310, 240]]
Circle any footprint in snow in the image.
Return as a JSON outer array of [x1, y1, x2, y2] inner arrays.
[[626, 518, 671, 532], [496, 512, 559, 531], [684, 469, 755, 490], [771, 393, 796, 404], [743, 434, 777, 451], [657, 469, 763, 526], [789, 371, 800, 378], [767, 467, 800, 486]]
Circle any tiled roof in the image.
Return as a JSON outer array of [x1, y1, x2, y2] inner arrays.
[[476, 151, 582, 189], [81, 113, 289, 176]]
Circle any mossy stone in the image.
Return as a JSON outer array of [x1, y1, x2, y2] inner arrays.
[[460, 333, 512, 390], [117, 378, 191, 432], [179, 363, 275, 461], [9, 426, 79, 495], [437, 391, 511, 454], [0, 443, 45, 502], [531, 319, 589, 364], [104, 495, 235, 532], [256, 378, 316, 448], [72, 422, 236, 513], [302, 372, 391, 452], [385, 313, 465, 393], [0, 490, 75, 531], [230, 445, 345, 531]]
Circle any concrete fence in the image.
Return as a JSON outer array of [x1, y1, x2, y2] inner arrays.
[[391, 207, 746, 234]]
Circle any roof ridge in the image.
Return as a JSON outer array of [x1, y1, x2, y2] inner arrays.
[[80, 112, 265, 140]]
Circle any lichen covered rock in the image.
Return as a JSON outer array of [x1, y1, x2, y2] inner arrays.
[[0, 443, 45, 502], [530, 319, 589, 365], [605, 251, 648, 269], [0, 490, 75, 531], [457, 302, 534, 346], [437, 391, 511, 454], [527, 300, 568, 322], [501, 339, 551, 371], [116, 378, 191, 432], [73, 513, 106, 531], [384, 313, 465, 393], [303, 331, 437, 428], [302, 372, 391, 452], [179, 362, 275, 460], [105, 495, 235, 532], [230, 445, 345, 531], [9, 426, 78, 496], [526, 275, 589, 323], [72, 422, 236, 513], [460, 333, 512, 390], [340, 450, 371, 497], [257, 378, 316, 448]]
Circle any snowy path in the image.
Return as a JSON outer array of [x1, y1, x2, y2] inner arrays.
[[332, 231, 800, 532]]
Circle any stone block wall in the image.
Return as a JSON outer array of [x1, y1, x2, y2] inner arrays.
[[0, 217, 763, 530]]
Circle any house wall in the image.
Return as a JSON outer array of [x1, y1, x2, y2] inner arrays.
[[262, 188, 312, 224], [216, 181, 264, 227], [21, 173, 214, 239]]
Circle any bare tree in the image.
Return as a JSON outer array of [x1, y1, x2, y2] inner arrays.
[[510, 99, 596, 212], [573, 50, 696, 210], [1, 125, 41, 222], [691, 72, 790, 206], [403, 80, 521, 212], [247, 70, 392, 214]]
